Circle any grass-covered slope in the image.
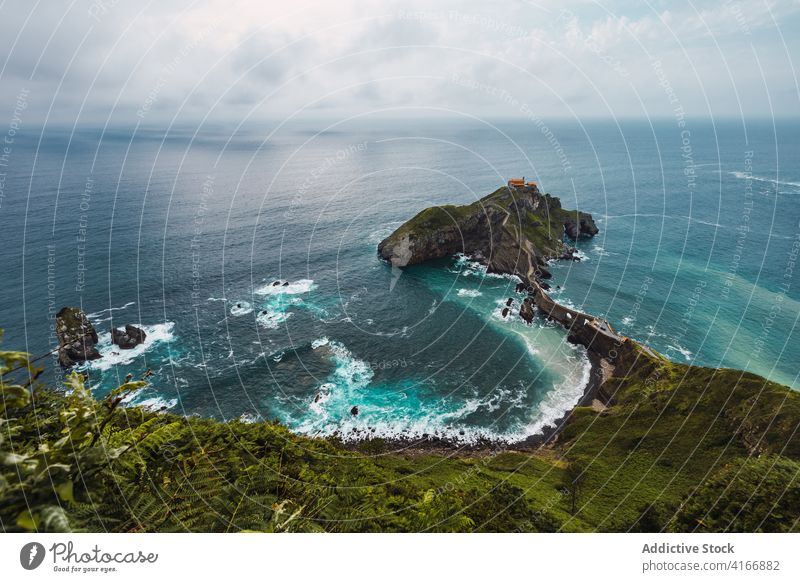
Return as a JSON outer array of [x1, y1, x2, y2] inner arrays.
[[2, 340, 799, 532]]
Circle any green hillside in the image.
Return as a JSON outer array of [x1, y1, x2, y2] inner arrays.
[[1, 337, 798, 533]]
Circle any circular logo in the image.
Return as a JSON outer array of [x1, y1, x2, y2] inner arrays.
[[20, 542, 46, 570]]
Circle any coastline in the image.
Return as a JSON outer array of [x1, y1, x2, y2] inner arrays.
[[337, 323, 611, 456]]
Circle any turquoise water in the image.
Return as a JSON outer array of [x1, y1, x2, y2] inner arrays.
[[1, 118, 797, 442]]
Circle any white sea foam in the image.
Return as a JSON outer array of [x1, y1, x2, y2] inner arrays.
[[131, 395, 178, 412], [667, 344, 693, 361], [451, 253, 520, 282], [256, 309, 292, 329], [457, 288, 482, 297], [238, 412, 263, 424], [520, 348, 592, 437], [254, 278, 316, 295], [229, 301, 253, 316], [86, 302, 137, 323], [207, 297, 227, 302], [730, 171, 800, 189], [311, 337, 330, 349], [574, 249, 590, 261], [89, 322, 176, 372]]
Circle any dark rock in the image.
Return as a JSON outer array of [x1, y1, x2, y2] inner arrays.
[[111, 324, 147, 350], [502, 307, 509, 318], [564, 212, 599, 240], [125, 324, 147, 344], [506, 298, 513, 306], [540, 281, 551, 291], [282, 281, 289, 286], [55, 307, 101, 368], [519, 298, 535, 323], [515, 282, 526, 293], [559, 246, 580, 261], [350, 406, 359, 416], [272, 281, 281, 286]]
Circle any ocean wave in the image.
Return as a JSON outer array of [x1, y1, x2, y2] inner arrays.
[[519, 347, 592, 437], [254, 278, 316, 295], [457, 288, 482, 297], [667, 344, 693, 361], [451, 253, 521, 282], [230, 301, 253, 316], [86, 302, 137, 323], [88, 322, 177, 372], [256, 309, 292, 329], [730, 171, 800, 189], [130, 395, 178, 412]]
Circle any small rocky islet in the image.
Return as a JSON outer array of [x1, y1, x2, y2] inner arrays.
[[54, 306, 147, 368]]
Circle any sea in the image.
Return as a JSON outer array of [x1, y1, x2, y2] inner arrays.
[[1, 117, 798, 443]]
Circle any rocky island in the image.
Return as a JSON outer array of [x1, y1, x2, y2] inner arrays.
[[379, 182, 644, 424]]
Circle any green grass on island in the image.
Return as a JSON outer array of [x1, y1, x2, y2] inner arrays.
[[2, 334, 799, 532]]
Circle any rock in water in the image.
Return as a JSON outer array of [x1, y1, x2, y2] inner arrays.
[[563, 212, 599, 240], [111, 324, 148, 350], [377, 185, 597, 280], [56, 307, 101, 368], [125, 324, 147, 344], [350, 406, 359, 416], [519, 298, 535, 323]]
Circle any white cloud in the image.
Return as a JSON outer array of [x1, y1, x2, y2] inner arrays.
[[0, 0, 797, 124]]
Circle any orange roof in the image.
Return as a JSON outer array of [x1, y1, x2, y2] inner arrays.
[[508, 178, 524, 185]]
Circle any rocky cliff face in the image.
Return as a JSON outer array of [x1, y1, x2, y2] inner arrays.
[[378, 185, 598, 282], [55, 307, 101, 368]]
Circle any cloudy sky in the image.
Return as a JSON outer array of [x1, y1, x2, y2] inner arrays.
[[0, 0, 797, 126]]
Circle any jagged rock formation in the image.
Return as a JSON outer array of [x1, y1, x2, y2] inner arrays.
[[564, 214, 599, 239], [378, 184, 597, 284], [377, 184, 638, 363], [111, 324, 147, 350], [55, 307, 101, 368]]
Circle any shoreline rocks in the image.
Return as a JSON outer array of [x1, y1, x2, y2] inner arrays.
[[55, 307, 101, 368], [377, 185, 597, 278], [564, 212, 599, 240], [111, 324, 148, 350]]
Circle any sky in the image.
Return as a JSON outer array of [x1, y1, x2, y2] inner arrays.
[[0, 0, 798, 126]]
